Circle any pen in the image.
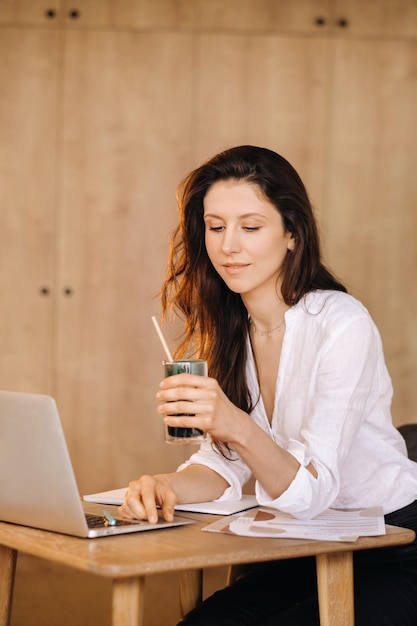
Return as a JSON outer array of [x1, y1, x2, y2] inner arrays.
[[103, 509, 117, 526]]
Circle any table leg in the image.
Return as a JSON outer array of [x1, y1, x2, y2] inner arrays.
[[112, 576, 146, 626], [0, 545, 17, 626], [316, 551, 354, 626], [179, 569, 203, 617]]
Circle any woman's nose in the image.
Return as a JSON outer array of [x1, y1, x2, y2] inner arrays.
[[221, 228, 241, 254]]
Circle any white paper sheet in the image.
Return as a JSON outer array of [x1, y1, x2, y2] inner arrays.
[[202, 506, 386, 542], [83, 488, 259, 515]]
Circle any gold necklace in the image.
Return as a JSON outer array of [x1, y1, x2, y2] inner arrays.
[[250, 318, 285, 337]]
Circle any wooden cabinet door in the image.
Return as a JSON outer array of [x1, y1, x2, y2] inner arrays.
[[196, 0, 331, 33], [324, 37, 417, 425], [195, 33, 329, 212], [0, 28, 59, 392], [0, 0, 62, 25], [334, 0, 417, 37], [55, 29, 194, 493], [60, 0, 194, 28]]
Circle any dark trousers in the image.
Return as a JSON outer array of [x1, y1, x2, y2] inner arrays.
[[178, 500, 417, 626]]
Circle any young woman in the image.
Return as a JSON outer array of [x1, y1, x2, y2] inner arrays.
[[120, 146, 417, 625]]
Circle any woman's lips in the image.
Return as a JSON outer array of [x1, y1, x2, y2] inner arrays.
[[222, 263, 250, 275]]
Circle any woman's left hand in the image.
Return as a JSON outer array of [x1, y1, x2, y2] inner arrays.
[[156, 373, 249, 444]]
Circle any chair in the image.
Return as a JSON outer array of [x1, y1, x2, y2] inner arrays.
[[398, 424, 417, 462]]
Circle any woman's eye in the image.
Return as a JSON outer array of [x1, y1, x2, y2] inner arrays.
[[205, 224, 260, 232], [207, 225, 224, 232]]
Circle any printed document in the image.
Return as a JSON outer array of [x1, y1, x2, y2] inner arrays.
[[202, 506, 385, 542]]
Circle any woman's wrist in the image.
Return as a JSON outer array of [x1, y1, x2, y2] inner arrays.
[[228, 410, 257, 450]]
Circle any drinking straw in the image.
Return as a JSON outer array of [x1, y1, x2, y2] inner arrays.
[[151, 316, 173, 361]]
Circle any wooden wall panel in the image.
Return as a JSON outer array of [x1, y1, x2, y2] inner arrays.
[[335, 0, 417, 37], [0, 29, 59, 392], [196, 0, 331, 33], [0, 0, 61, 24], [62, 0, 195, 29], [323, 38, 417, 425], [195, 34, 328, 213], [55, 30, 195, 493]]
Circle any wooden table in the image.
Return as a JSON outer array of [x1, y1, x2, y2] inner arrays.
[[0, 511, 414, 626]]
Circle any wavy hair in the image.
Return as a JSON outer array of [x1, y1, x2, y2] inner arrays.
[[161, 146, 346, 449]]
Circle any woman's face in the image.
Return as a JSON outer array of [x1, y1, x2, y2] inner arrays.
[[203, 179, 294, 300]]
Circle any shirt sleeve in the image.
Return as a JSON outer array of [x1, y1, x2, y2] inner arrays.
[[177, 437, 252, 501], [256, 314, 390, 519]]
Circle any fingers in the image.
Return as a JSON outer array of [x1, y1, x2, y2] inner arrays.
[[157, 486, 177, 523], [156, 374, 217, 415], [118, 476, 177, 524], [118, 478, 150, 521], [140, 476, 164, 523], [158, 401, 211, 419], [159, 372, 211, 391]]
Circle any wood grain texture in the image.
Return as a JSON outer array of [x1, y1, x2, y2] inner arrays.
[[1, 519, 413, 625], [0, 545, 17, 626], [0, 28, 58, 393], [316, 551, 354, 626], [112, 577, 145, 626], [179, 568, 203, 616], [323, 37, 417, 426], [55, 29, 195, 492], [0, 0, 61, 25], [195, 34, 328, 208], [0, 518, 413, 577]]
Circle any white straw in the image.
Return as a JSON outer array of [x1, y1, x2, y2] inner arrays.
[[151, 316, 173, 361]]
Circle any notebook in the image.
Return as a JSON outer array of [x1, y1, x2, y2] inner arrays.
[[84, 488, 259, 516], [0, 390, 193, 538]]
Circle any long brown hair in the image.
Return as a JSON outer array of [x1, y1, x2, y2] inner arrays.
[[161, 146, 346, 441]]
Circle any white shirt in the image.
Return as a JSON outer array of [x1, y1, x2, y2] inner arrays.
[[179, 290, 417, 518]]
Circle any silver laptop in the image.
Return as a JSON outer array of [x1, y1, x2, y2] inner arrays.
[[0, 390, 193, 538]]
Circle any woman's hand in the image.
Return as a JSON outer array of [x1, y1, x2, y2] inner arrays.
[[118, 474, 177, 523], [156, 373, 249, 445], [119, 466, 229, 522], [157, 374, 307, 502]]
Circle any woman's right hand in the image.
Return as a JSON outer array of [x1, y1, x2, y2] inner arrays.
[[118, 474, 178, 523]]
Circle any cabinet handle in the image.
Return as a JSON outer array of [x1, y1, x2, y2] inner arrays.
[[39, 287, 50, 296], [45, 9, 56, 19], [315, 17, 326, 26], [337, 17, 349, 28], [68, 9, 80, 19], [63, 287, 73, 296]]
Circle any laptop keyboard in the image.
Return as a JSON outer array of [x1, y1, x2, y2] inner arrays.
[[85, 513, 141, 529]]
